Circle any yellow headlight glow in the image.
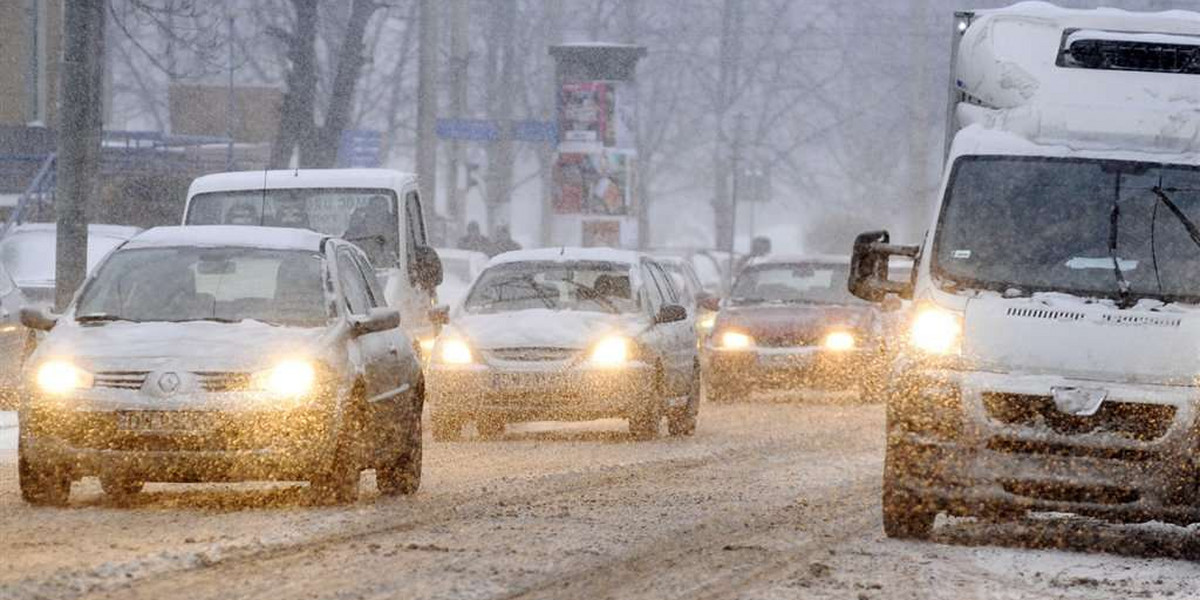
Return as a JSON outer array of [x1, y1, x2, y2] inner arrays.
[[36, 360, 93, 395], [698, 314, 716, 330], [591, 336, 630, 366], [720, 331, 753, 350], [910, 305, 963, 355], [261, 360, 317, 396], [418, 337, 436, 356], [439, 339, 474, 364], [823, 331, 856, 352]]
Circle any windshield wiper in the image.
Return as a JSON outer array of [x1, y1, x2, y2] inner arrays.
[[76, 313, 126, 324], [168, 317, 242, 324], [1151, 186, 1200, 250], [559, 280, 619, 314], [1107, 202, 1134, 308]]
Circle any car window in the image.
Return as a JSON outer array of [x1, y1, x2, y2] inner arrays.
[[649, 262, 679, 304], [465, 260, 639, 314], [349, 249, 385, 308], [641, 263, 666, 311], [404, 191, 427, 252], [337, 251, 372, 315]]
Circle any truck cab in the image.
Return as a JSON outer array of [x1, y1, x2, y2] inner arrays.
[[183, 169, 442, 352], [849, 5, 1200, 538]]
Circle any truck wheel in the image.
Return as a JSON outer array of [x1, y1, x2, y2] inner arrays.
[[431, 412, 463, 441], [100, 474, 145, 502], [378, 411, 422, 496], [310, 398, 364, 505], [668, 363, 701, 437], [18, 436, 70, 507], [881, 442, 936, 540]]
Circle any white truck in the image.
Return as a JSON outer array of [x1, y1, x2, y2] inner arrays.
[[183, 169, 443, 352], [848, 3, 1200, 538]]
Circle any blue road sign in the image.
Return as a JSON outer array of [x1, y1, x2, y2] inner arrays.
[[338, 129, 382, 168]]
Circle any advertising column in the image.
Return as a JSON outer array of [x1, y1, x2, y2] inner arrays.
[[548, 44, 646, 249]]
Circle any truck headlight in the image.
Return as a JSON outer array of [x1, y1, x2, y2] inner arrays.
[[438, 339, 474, 365], [591, 336, 630, 366], [36, 360, 94, 395], [910, 304, 962, 355], [823, 331, 856, 351], [719, 330, 754, 350], [255, 360, 317, 396]]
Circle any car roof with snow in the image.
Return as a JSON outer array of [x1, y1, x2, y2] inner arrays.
[[488, 247, 646, 268], [187, 168, 418, 195], [124, 226, 328, 252], [749, 254, 851, 267]]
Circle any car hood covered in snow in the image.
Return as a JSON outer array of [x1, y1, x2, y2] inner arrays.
[[447, 308, 646, 350], [32, 319, 331, 373], [716, 303, 875, 341]]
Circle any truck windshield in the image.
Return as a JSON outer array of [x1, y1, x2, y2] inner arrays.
[[934, 156, 1200, 303], [186, 189, 399, 268]]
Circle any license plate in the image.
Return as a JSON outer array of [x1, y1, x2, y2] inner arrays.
[[492, 372, 556, 391], [116, 411, 212, 432]]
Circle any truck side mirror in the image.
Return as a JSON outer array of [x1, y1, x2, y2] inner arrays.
[[849, 230, 918, 302], [19, 306, 57, 332], [411, 245, 443, 291], [698, 294, 720, 312], [429, 305, 450, 328]]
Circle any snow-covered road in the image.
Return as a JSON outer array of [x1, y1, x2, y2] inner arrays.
[[0, 402, 1196, 600]]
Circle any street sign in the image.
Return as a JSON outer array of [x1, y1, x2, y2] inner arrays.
[[337, 129, 382, 168], [435, 119, 556, 143]]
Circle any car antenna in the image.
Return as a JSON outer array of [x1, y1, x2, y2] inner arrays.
[[260, 166, 269, 221]]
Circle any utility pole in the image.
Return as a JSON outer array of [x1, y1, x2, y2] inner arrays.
[[225, 12, 236, 170], [725, 112, 744, 292], [712, 0, 743, 252], [416, 0, 439, 225], [55, 0, 105, 311], [539, 0, 563, 246], [446, 0, 469, 238]]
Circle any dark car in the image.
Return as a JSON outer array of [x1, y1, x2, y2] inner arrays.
[[17, 226, 424, 505], [703, 255, 889, 402]]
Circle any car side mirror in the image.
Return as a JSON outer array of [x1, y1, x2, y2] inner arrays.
[[350, 307, 400, 337], [849, 230, 918, 302], [654, 304, 688, 325], [698, 294, 720, 312], [411, 245, 443, 291], [19, 306, 56, 332]]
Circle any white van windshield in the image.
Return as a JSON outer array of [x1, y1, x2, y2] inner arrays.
[[186, 189, 399, 267]]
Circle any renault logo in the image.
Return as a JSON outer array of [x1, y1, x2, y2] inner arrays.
[[157, 372, 181, 395]]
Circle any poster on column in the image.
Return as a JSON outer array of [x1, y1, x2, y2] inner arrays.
[[553, 151, 636, 216], [559, 82, 612, 149]]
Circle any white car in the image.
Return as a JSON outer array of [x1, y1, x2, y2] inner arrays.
[[18, 226, 424, 505], [427, 248, 699, 440]]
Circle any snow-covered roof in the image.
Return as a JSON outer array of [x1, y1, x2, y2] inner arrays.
[[187, 169, 418, 197], [125, 226, 327, 252], [7, 223, 142, 240], [949, 123, 1200, 164], [749, 254, 850, 267], [488, 247, 644, 267]]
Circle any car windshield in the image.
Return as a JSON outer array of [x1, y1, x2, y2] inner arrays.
[[186, 189, 399, 267], [730, 263, 860, 306], [75, 247, 329, 326], [463, 260, 640, 314], [0, 229, 129, 286], [934, 156, 1200, 302]]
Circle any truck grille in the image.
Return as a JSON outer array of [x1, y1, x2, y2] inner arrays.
[[195, 372, 254, 392], [93, 371, 150, 390], [982, 392, 1175, 442]]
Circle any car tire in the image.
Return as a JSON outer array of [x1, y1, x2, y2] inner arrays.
[[100, 474, 145, 502], [310, 397, 364, 505], [704, 374, 736, 404], [431, 411, 463, 441], [629, 371, 664, 441], [667, 362, 701, 437], [881, 441, 937, 540], [18, 434, 70, 507], [378, 406, 422, 496]]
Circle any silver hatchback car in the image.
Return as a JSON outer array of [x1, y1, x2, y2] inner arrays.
[[18, 226, 424, 505]]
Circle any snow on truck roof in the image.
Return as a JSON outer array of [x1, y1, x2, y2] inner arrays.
[[124, 226, 327, 252], [187, 169, 418, 197], [488, 247, 645, 268]]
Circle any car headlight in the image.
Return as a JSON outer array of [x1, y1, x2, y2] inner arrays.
[[254, 360, 317, 396], [719, 330, 753, 350], [823, 331, 856, 351], [35, 360, 94, 395], [438, 339, 474, 365], [590, 336, 631, 366], [418, 337, 436, 357], [910, 304, 963, 355], [697, 314, 716, 331]]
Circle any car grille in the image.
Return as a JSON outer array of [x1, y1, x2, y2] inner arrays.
[[195, 372, 254, 392], [753, 332, 817, 348], [93, 371, 150, 390], [487, 347, 579, 362], [982, 392, 1175, 442]]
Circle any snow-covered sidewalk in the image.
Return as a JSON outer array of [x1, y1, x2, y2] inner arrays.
[[0, 411, 16, 451]]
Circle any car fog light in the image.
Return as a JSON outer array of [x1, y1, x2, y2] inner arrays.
[[823, 331, 856, 351], [719, 331, 753, 350], [591, 336, 630, 366], [36, 360, 94, 395], [439, 339, 474, 365]]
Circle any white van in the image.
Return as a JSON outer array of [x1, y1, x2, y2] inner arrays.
[[184, 169, 442, 350]]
